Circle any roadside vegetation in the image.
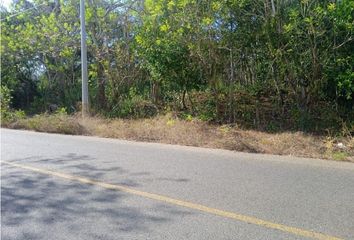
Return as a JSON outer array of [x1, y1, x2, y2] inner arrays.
[[1, 108, 353, 161], [1, 0, 353, 161]]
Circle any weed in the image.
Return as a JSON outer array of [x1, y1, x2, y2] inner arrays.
[[332, 152, 349, 161], [2, 113, 353, 162]]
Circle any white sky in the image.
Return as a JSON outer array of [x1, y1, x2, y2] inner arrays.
[[1, 0, 13, 9]]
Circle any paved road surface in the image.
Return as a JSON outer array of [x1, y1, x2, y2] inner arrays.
[[1, 128, 354, 240]]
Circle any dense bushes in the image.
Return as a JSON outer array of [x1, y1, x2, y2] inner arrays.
[[0, 85, 26, 125], [1, 0, 353, 133]]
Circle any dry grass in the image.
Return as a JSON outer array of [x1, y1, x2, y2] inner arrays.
[[6, 113, 85, 135], [4, 113, 353, 162]]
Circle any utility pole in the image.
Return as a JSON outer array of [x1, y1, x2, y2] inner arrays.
[[80, 0, 89, 117]]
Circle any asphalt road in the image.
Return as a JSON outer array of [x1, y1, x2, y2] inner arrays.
[[1, 128, 354, 240]]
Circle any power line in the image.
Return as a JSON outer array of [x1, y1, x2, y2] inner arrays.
[[0, 3, 47, 21]]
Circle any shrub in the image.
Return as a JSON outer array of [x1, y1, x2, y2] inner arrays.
[[0, 85, 12, 121], [1, 85, 27, 125], [109, 88, 158, 118], [55, 107, 68, 115]]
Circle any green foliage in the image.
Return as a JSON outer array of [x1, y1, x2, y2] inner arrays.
[[0, 85, 25, 124], [0, 85, 12, 114], [1, 0, 353, 133], [55, 107, 68, 115], [109, 88, 158, 119]]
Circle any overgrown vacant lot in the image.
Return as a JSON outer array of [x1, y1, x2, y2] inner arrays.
[[3, 113, 353, 162]]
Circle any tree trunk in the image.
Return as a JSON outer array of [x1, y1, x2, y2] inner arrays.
[[97, 63, 107, 110], [151, 81, 160, 104], [182, 89, 187, 110]]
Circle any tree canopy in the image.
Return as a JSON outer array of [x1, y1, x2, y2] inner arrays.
[[1, 0, 353, 132]]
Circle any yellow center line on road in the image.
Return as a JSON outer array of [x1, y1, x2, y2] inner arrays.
[[2, 160, 343, 240]]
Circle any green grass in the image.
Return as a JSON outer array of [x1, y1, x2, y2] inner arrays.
[[332, 152, 349, 161]]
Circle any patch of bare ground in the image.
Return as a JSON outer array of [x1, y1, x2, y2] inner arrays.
[[4, 114, 353, 162]]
